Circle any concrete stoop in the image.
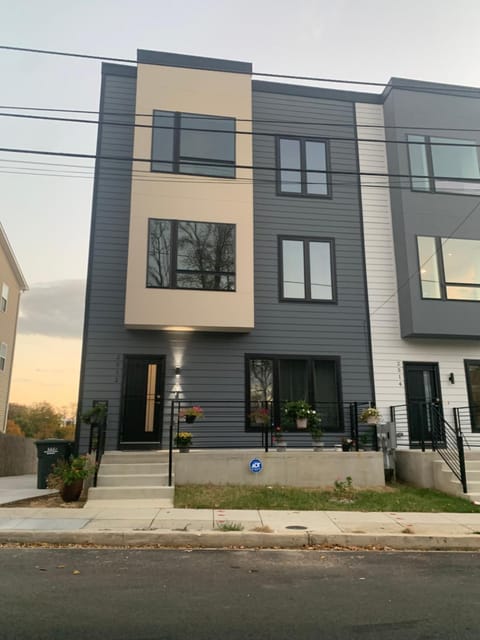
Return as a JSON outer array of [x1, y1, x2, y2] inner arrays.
[[87, 451, 174, 506], [433, 450, 480, 504], [464, 453, 480, 503]]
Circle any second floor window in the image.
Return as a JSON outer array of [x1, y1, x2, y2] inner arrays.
[[0, 343, 6, 371], [280, 237, 335, 302], [417, 236, 480, 301], [277, 137, 329, 197], [151, 111, 235, 178], [1, 283, 8, 312], [147, 219, 236, 291], [408, 135, 480, 195]]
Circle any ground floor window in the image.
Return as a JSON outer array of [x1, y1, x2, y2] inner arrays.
[[465, 360, 480, 432], [247, 355, 341, 430]]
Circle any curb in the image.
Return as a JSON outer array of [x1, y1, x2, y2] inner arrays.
[[0, 530, 480, 550]]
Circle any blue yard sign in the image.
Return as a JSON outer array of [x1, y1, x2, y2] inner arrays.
[[249, 458, 263, 473]]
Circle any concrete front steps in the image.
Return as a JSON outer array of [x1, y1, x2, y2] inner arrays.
[[433, 450, 480, 504], [87, 451, 174, 506], [464, 451, 480, 504]]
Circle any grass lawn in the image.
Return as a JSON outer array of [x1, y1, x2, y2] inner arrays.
[[175, 483, 480, 513]]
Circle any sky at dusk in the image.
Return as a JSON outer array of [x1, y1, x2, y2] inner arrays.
[[1, 0, 480, 410]]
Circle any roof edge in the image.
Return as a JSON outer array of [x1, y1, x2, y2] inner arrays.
[[0, 224, 28, 290]]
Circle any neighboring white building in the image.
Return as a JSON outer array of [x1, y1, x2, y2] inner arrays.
[[0, 223, 28, 432]]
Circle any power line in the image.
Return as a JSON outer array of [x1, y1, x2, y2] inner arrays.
[[3, 145, 480, 187], [2, 111, 480, 148], [2, 44, 480, 96], [3, 104, 480, 133]]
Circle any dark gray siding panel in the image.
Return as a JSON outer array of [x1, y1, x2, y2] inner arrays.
[[384, 88, 480, 338], [78, 78, 374, 450]]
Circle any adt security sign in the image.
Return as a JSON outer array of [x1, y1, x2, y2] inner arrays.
[[249, 458, 263, 473]]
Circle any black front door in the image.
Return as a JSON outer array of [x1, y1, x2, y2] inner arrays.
[[120, 356, 165, 448], [404, 362, 443, 446]]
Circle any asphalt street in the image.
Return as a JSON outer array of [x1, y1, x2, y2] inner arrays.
[[0, 549, 479, 639]]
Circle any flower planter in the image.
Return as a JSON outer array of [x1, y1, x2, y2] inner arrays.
[[185, 415, 196, 424], [312, 440, 324, 452], [276, 440, 287, 452], [178, 446, 190, 453], [366, 416, 378, 425], [60, 479, 83, 503], [296, 418, 308, 429]]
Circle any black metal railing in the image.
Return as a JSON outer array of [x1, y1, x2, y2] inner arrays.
[[391, 402, 467, 493], [454, 405, 480, 449], [87, 418, 107, 487], [167, 399, 378, 486]]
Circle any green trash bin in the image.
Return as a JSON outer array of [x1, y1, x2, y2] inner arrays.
[[35, 439, 74, 489]]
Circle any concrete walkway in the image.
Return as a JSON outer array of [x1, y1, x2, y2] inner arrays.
[[0, 474, 56, 505], [1, 475, 480, 550]]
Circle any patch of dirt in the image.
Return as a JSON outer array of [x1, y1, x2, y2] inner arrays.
[[1, 494, 86, 509]]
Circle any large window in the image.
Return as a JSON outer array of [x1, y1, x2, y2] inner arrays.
[[1, 283, 8, 312], [147, 219, 235, 291], [417, 236, 480, 301], [151, 111, 235, 178], [0, 343, 6, 372], [248, 356, 341, 430], [466, 360, 480, 432], [277, 137, 329, 197], [408, 135, 480, 195], [279, 237, 335, 302]]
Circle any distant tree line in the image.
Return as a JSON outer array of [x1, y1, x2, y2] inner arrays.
[[6, 402, 75, 441]]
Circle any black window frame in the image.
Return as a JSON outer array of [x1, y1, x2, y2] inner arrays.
[[0, 343, 6, 372], [465, 359, 480, 433], [245, 354, 343, 432], [146, 218, 236, 292], [416, 235, 480, 302], [276, 136, 331, 198], [407, 134, 480, 196], [278, 236, 336, 303], [151, 110, 236, 179]]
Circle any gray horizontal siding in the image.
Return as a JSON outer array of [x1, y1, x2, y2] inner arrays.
[[78, 74, 374, 451]]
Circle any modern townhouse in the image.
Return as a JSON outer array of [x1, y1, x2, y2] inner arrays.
[[76, 51, 480, 481], [356, 79, 480, 451], [0, 223, 28, 432], [76, 50, 376, 454]]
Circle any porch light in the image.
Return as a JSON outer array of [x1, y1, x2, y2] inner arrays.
[[175, 367, 181, 377], [448, 372, 455, 384]]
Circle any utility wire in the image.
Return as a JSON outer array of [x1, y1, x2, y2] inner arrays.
[[2, 44, 480, 96], [1, 111, 479, 148], [3, 104, 480, 133], [3, 145, 480, 186]]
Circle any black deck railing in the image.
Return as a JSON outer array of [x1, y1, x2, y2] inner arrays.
[[391, 402, 467, 493], [167, 399, 378, 486], [454, 405, 480, 449]]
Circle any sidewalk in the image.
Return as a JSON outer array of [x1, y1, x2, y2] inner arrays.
[[1, 475, 480, 550]]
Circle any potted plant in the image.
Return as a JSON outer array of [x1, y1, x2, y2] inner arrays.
[[179, 406, 204, 424], [175, 431, 193, 452], [47, 455, 94, 502], [341, 437, 355, 452], [359, 407, 381, 425], [310, 425, 324, 451], [249, 407, 270, 426], [81, 404, 107, 425], [273, 426, 287, 452], [284, 400, 316, 429]]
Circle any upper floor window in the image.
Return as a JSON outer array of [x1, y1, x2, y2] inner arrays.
[[277, 137, 329, 197], [1, 283, 8, 312], [147, 219, 235, 291], [151, 111, 235, 178], [279, 237, 335, 302], [0, 343, 6, 371], [417, 236, 480, 301], [408, 135, 480, 195]]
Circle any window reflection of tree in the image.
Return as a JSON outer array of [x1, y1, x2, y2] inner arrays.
[[177, 222, 234, 290], [250, 360, 273, 407], [147, 220, 235, 290], [148, 220, 171, 287]]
